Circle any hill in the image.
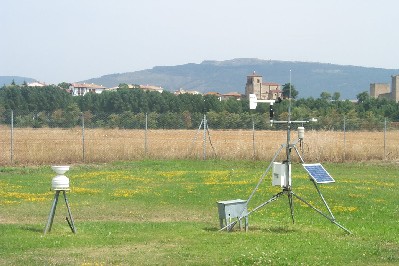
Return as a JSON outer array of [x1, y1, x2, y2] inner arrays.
[[83, 58, 399, 99], [0, 76, 35, 86]]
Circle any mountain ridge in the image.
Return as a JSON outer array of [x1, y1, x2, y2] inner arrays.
[[2, 59, 398, 100], [82, 58, 399, 99]]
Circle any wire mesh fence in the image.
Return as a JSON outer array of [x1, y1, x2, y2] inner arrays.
[[0, 110, 398, 165]]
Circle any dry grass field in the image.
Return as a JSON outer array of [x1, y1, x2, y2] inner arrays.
[[0, 126, 398, 165]]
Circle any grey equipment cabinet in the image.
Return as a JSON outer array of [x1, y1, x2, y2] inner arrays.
[[217, 199, 248, 231]]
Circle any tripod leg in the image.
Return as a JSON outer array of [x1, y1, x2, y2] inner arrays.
[[291, 191, 352, 234], [205, 122, 217, 156], [234, 144, 285, 224], [63, 191, 77, 233], [219, 218, 224, 229], [245, 145, 284, 206], [311, 180, 335, 220], [288, 192, 295, 224], [293, 145, 305, 163], [188, 119, 204, 155], [44, 191, 60, 234], [247, 191, 285, 215]]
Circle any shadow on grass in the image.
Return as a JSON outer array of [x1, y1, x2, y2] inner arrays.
[[20, 226, 44, 233], [261, 225, 297, 234], [203, 226, 219, 232], [203, 225, 297, 234]]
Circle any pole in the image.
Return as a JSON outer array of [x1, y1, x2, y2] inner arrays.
[[81, 113, 85, 163], [252, 117, 256, 159], [10, 110, 14, 164], [44, 191, 60, 234], [384, 117, 387, 160], [63, 191, 77, 233], [145, 113, 148, 156], [285, 70, 292, 188], [287, 70, 292, 156], [343, 116, 346, 161], [203, 114, 207, 160]]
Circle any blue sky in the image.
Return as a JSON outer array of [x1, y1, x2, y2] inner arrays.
[[1, 0, 398, 84]]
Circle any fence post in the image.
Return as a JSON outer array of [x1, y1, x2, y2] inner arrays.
[[145, 113, 148, 157], [384, 117, 387, 160], [203, 114, 207, 160], [81, 113, 85, 163], [343, 116, 346, 162], [252, 117, 256, 159], [10, 110, 14, 164]]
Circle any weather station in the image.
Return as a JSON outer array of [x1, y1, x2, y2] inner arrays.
[[44, 165, 77, 234], [218, 71, 351, 234]]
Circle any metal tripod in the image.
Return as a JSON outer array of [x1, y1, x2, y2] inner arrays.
[[220, 134, 352, 234], [219, 75, 351, 234], [189, 114, 216, 159], [44, 189, 76, 234]]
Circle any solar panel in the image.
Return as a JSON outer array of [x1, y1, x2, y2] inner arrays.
[[302, 163, 335, 184]]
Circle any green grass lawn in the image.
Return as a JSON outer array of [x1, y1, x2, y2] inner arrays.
[[1, 160, 398, 265]]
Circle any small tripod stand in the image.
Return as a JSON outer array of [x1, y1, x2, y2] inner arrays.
[[44, 189, 76, 234]]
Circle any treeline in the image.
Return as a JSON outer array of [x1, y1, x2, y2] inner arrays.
[[0, 84, 398, 130]]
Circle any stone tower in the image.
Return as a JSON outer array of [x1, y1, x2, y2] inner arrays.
[[245, 72, 263, 99], [392, 75, 399, 103], [370, 83, 390, 98]]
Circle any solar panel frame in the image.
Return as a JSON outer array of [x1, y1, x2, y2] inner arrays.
[[302, 163, 335, 184]]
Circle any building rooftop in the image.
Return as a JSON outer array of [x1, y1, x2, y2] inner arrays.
[[71, 83, 106, 89]]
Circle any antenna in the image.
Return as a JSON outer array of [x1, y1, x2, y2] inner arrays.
[[287, 70, 292, 164], [219, 71, 351, 234]]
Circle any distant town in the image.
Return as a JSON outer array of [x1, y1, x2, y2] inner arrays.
[[8, 72, 399, 103], [20, 72, 283, 102]]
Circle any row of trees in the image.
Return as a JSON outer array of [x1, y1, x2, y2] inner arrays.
[[0, 84, 398, 130]]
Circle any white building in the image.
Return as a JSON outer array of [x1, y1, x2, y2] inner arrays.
[[174, 88, 201, 95], [27, 81, 46, 87], [139, 85, 163, 93], [69, 83, 107, 96]]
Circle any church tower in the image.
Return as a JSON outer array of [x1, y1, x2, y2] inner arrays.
[[245, 72, 263, 99]]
